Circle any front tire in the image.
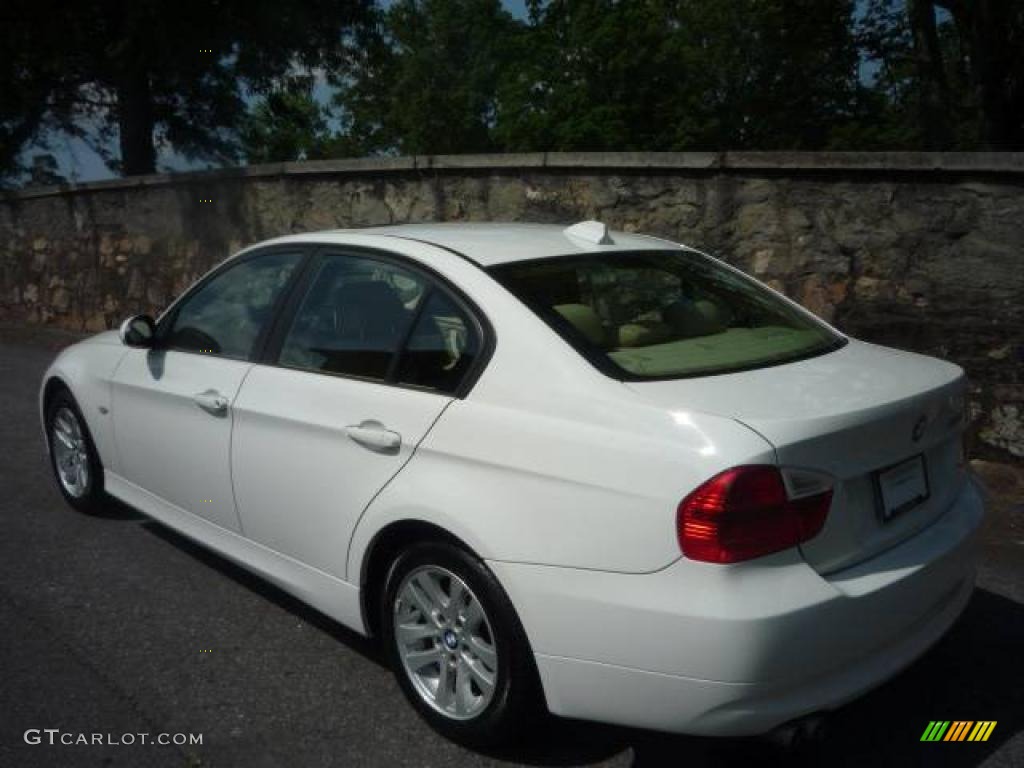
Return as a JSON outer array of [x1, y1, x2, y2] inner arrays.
[[381, 541, 539, 747], [46, 388, 105, 514]]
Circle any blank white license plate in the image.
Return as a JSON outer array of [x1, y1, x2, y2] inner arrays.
[[876, 455, 929, 522]]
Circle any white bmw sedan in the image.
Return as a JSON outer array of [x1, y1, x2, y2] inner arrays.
[[40, 221, 983, 745]]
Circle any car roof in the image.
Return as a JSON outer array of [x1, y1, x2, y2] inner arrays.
[[269, 222, 683, 268]]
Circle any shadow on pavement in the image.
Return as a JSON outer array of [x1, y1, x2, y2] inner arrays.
[[139, 520, 384, 669], [89, 495, 146, 521]]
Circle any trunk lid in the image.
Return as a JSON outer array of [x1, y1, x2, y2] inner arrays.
[[627, 339, 968, 574]]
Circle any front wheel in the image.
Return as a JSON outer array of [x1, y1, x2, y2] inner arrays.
[[46, 388, 105, 514], [381, 541, 540, 746]]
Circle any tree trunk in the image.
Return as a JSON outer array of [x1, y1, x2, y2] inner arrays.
[[937, 0, 1021, 149], [908, 0, 952, 148], [967, 0, 1016, 148], [116, 68, 156, 176]]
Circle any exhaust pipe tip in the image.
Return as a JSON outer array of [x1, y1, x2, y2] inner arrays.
[[766, 713, 827, 750]]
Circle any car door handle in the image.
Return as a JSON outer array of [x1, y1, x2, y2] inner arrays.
[[345, 421, 402, 455], [193, 389, 230, 415]]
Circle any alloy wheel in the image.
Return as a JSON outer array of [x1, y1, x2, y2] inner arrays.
[[393, 565, 499, 721], [51, 406, 90, 498]]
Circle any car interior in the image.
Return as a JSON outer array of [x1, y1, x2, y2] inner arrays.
[[501, 256, 831, 377], [279, 257, 478, 392]]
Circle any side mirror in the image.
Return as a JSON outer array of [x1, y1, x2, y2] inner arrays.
[[118, 314, 156, 347]]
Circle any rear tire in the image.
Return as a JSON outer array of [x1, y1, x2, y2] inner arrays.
[[381, 540, 540, 747], [46, 388, 105, 514]]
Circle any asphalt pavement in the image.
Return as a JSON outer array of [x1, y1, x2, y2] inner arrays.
[[1, 326, 1021, 768]]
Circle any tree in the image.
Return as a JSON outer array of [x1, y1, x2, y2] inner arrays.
[[935, 0, 1024, 148], [493, 0, 676, 151], [0, 2, 81, 181], [1, 0, 372, 180], [8, 0, 1019, 179], [329, 0, 1020, 155], [332, 0, 522, 155], [859, 0, 1023, 149], [491, 0, 863, 152], [908, 0, 953, 147], [240, 77, 333, 163], [28, 154, 65, 186]]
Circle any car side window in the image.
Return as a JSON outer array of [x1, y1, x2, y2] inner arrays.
[[163, 251, 302, 360], [395, 290, 480, 394], [278, 254, 426, 380]]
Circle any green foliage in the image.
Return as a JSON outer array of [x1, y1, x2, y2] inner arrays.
[[493, 0, 863, 151], [855, 0, 1021, 149], [4, 0, 1022, 183], [240, 78, 332, 163], [322, 0, 1022, 154], [1, 0, 372, 180], [332, 0, 520, 154]]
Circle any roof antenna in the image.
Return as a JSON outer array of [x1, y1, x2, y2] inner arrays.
[[564, 220, 614, 245]]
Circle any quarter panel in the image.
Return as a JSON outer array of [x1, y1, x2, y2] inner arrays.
[[348, 395, 776, 577]]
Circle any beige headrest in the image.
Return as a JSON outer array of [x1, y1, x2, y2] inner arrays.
[[617, 322, 673, 347], [664, 299, 727, 338], [553, 303, 605, 346]]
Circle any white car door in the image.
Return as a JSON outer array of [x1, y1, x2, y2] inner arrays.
[[230, 248, 485, 578], [111, 248, 306, 531]]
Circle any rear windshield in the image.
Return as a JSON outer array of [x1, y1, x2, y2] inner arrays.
[[490, 250, 843, 379]]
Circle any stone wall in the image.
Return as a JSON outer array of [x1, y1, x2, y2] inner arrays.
[[1, 152, 1022, 460]]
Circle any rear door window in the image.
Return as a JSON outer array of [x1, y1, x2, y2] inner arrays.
[[276, 251, 484, 394], [395, 290, 480, 394], [278, 254, 426, 380]]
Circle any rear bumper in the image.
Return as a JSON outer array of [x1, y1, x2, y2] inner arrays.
[[489, 477, 984, 736]]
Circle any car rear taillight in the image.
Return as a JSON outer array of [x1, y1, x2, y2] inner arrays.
[[677, 465, 832, 563]]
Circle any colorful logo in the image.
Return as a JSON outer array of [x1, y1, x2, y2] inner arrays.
[[921, 721, 997, 742]]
